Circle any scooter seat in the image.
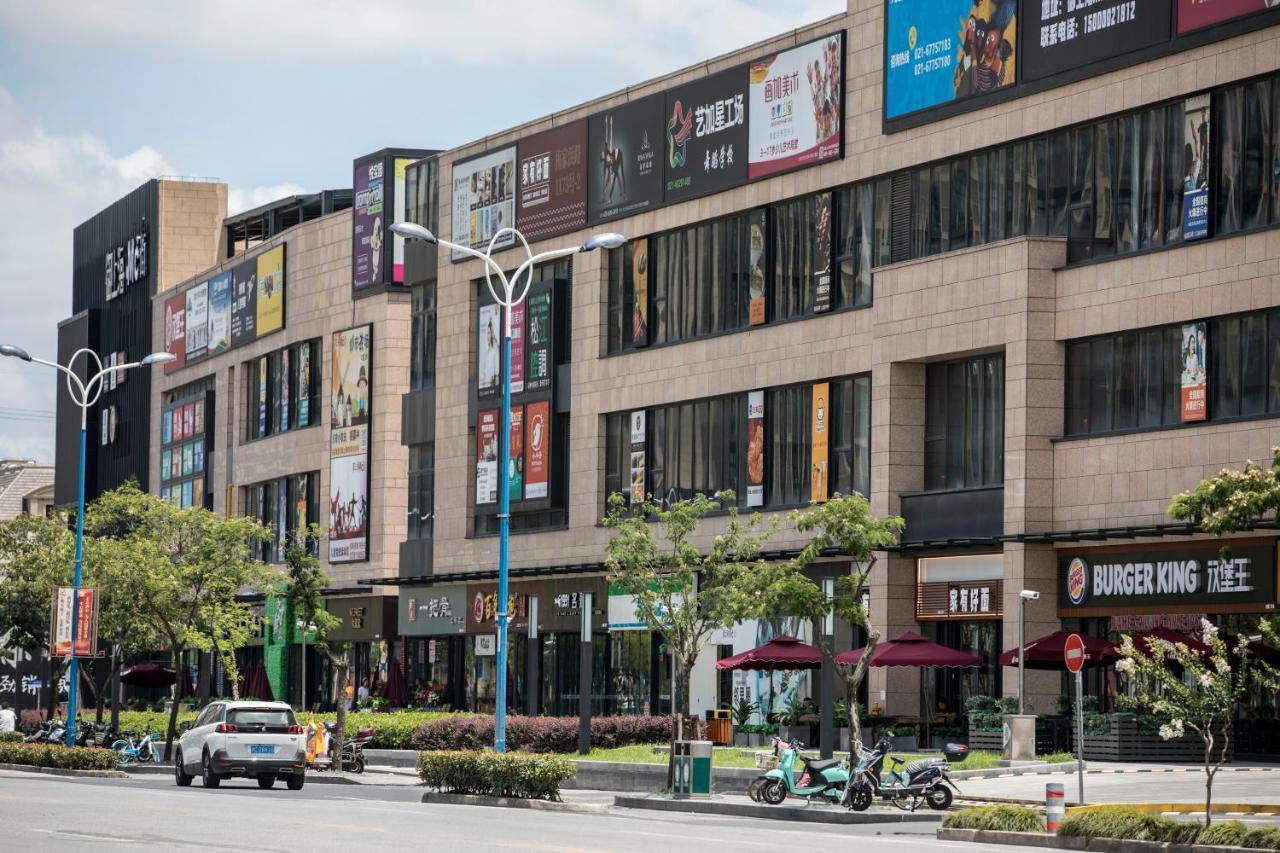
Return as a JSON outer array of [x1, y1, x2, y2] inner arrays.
[[803, 758, 842, 774], [905, 758, 945, 776]]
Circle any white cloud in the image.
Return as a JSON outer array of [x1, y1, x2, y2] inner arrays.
[[228, 183, 309, 216], [0, 85, 173, 463], [0, 1, 843, 80]]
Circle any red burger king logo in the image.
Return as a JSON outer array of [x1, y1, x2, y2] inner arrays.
[[1067, 557, 1088, 605]]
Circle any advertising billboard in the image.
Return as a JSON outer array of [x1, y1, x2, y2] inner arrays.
[[1180, 321, 1207, 422], [451, 147, 516, 261], [516, 121, 587, 240], [632, 238, 649, 347], [163, 291, 186, 373], [885, 0, 1017, 120], [748, 209, 767, 325], [510, 301, 525, 394], [352, 156, 385, 290], [746, 390, 764, 507], [525, 287, 552, 394], [810, 382, 829, 504], [525, 400, 550, 500], [184, 282, 208, 357], [255, 245, 285, 336], [813, 192, 833, 313], [1182, 94, 1211, 241], [329, 325, 372, 563], [1022, 0, 1169, 82], [629, 410, 646, 507], [476, 409, 499, 505], [747, 32, 844, 180], [508, 404, 524, 501], [207, 271, 232, 355], [229, 257, 257, 348], [1177, 0, 1280, 33], [664, 65, 749, 203], [477, 302, 501, 400], [587, 93, 666, 223], [392, 157, 415, 283]]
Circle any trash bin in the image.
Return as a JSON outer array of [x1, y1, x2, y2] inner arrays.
[[672, 740, 713, 798]]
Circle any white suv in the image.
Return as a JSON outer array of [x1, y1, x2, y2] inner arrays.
[[174, 701, 307, 790]]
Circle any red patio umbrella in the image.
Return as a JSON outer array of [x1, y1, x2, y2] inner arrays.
[[999, 631, 1118, 670], [715, 636, 823, 671], [248, 662, 275, 702], [836, 631, 982, 668], [378, 655, 410, 707], [119, 663, 177, 688], [1127, 626, 1212, 660]]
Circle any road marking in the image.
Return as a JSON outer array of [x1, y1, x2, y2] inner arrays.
[[0, 792, 61, 804]]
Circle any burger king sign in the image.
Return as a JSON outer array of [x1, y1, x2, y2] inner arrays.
[[1067, 557, 1088, 605]]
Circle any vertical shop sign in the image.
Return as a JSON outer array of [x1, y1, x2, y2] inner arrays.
[[525, 400, 550, 499], [508, 405, 525, 501], [629, 410, 646, 507], [230, 258, 258, 348], [476, 409, 499, 505], [1182, 94, 1211, 241], [748, 209, 767, 325], [811, 382, 829, 503], [163, 292, 186, 373], [352, 157, 384, 289], [329, 325, 372, 562], [746, 390, 765, 507], [510, 302, 525, 394], [477, 302, 501, 399], [812, 192, 833, 313], [1181, 321, 1207, 422], [632, 238, 649, 347], [525, 289, 552, 393], [207, 272, 232, 354], [185, 283, 209, 356]]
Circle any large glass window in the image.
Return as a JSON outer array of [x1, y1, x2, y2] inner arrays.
[[408, 443, 434, 540], [243, 471, 318, 563], [411, 283, 436, 390], [924, 354, 1004, 491], [244, 339, 319, 442]]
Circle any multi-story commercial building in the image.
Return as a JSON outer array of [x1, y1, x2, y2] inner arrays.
[[378, 0, 1280, 739]]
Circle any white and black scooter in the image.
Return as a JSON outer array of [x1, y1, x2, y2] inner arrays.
[[844, 736, 966, 812]]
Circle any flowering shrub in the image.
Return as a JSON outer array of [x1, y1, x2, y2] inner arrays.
[[410, 714, 673, 753]]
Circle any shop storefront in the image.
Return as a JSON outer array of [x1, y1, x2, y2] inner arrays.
[[326, 595, 398, 699], [399, 584, 467, 710], [916, 554, 1005, 717]]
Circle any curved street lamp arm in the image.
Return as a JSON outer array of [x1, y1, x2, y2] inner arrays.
[[510, 246, 583, 308]]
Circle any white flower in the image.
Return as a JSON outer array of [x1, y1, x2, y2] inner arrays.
[[1115, 658, 1136, 675], [1200, 672, 1214, 688], [1214, 656, 1230, 674], [1201, 619, 1219, 643], [1159, 719, 1185, 740]]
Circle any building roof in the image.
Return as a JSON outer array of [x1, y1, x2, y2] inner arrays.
[[0, 460, 54, 521]]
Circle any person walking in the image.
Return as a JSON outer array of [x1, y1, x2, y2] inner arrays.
[[0, 702, 16, 733]]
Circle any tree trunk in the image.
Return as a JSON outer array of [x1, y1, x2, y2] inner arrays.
[[47, 654, 66, 723], [330, 651, 349, 772], [1203, 731, 1215, 827], [163, 648, 184, 761]]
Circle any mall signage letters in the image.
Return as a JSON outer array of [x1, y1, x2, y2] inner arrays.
[[104, 231, 148, 301], [1059, 542, 1277, 611]]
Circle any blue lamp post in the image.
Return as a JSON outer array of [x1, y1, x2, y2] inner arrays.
[[390, 222, 623, 751], [0, 344, 175, 745]]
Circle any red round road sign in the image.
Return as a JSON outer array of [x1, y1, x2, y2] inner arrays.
[[1064, 633, 1086, 673]]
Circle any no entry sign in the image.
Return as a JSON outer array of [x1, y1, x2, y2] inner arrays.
[[1064, 633, 1086, 674]]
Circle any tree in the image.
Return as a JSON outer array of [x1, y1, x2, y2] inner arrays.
[[728, 493, 904, 750], [1115, 619, 1278, 825], [282, 524, 347, 767], [87, 483, 269, 760], [84, 535, 163, 722], [0, 513, 76, 721], [603, 491, 773, 739]]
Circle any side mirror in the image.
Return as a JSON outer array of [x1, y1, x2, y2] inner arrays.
[[178, 721, 192, 732]]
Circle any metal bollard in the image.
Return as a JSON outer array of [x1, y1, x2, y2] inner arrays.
[[1045, 783, 1065, 833]]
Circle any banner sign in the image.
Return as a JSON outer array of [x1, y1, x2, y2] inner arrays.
[[525, 400, 550, 500], [476, 409, 498, 505], [1022, 0, 1169, 82], [508, 405, 525, 501], [207, 271, 232, 355], [51, 588, 97, 657], [1182, 94, 1211, 241], [1177, 0, 1280, 33], [587, 93, 665, 223], [664, 65, 749, 203], [255, 245, 285, 335], [885, 0, 1017, 119], [352, 156, 385, 289], [748, 209, 767, 325], [1058, 541, 1278, 613], [810, 382, 829, 503], [230, 257, 258, 348], [184, 282, 209, 357], [747, 32, 843, 180], [813, 192, 833, 313], [163, 292, 186, 373], [510, 301, 525, 394], [516, 121, 587, 240], [632, 238, 649, 347], [747, 390, 765, 507], [525, 288, 552, 393], [629, 409, 646, 507], [392, 157, 414, 283], [451, 147, 516, 261], [399, 584, 467, 636], [1180, 321, 1207, 422], [478, 302, 501, 400], [329, 325, 372, 563]]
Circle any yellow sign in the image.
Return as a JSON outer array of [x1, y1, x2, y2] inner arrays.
[[810, 382, 829, 503], [255, 245, 285, 335]]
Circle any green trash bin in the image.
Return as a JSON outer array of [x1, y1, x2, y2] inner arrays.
[[672, 740, 713, 798]]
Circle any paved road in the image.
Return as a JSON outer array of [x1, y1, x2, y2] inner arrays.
[[0, 770, 1013, 853]]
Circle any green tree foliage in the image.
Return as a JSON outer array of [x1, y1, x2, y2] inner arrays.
[[727, 493, 904, 749]]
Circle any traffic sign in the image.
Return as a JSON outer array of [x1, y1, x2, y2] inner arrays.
[[1064, 632, 1086, 674]]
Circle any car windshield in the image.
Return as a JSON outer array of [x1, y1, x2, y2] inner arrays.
[[228, 708, 295, 731]]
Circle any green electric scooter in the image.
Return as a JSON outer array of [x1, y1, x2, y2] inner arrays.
[[749, 736, 850, 805]]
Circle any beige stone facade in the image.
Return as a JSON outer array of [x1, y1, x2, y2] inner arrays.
[[149, 208, 410, 589], [412, 0, 1280, 719]]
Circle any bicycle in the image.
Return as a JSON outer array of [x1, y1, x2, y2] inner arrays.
[[111, 731, 161, 767]]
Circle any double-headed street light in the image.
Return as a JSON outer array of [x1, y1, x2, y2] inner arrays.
[[391, 222, 624, 752], [0, 344, 176, 745]]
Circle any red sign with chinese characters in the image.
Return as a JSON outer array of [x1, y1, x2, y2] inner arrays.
[[51, 588, 98, 657]]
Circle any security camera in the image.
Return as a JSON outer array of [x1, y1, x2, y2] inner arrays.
[[1019, 590, 1040, 601]]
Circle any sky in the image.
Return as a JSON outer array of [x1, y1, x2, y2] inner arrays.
[[0, 0, 843, 464]]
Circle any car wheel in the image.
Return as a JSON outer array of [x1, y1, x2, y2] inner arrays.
[[201, 753, 221, 789], [286, 773, 305, 791], [174, 751, 193, 787], [257, 775, 276, 789], [926, 784, 953, 811]]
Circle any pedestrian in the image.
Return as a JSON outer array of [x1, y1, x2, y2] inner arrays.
[[343, 678, 354, 712], [0, 702, 15, 732], [357, 678, 370, 706]]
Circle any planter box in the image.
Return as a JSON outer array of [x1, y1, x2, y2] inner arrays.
[[1076, 716, 1232, 763], [888, 735, 918, 753], [733, 732, 767, 748], [968, 729, 1004, 752], [779, 725, 810, 746]]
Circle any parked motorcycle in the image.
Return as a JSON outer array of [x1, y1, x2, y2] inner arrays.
[[23, 720, 57, 743], [844, 736, 966, 812], [748, 737, 850, 805], [326, 723, 373, 774]]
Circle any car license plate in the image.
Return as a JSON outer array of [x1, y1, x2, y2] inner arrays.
[[250, 745, 275, 755]]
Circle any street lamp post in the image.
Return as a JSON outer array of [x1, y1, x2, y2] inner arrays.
[[390, 222, 623, 752], [0, 343, 175, 745]]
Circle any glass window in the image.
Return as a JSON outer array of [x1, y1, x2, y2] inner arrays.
[[1212, 316, 1242, 419], [1010, 142, 1028, 238], [1137, 329, 1163, 428], [989, 147, 1008, 242], [411, 283, 437, 388], [874, 177, 893, 267], [835, 184, 874, 309], [1093, 120, 1115, 260], [950, 158, 969, 251], [1115, 114, 1140, 255], [911, 167, 931, 259], [1217, 85, 1244, 236], [1066, 341, 1091, 435], [1140, 106, 1168, 249], [969, 153, 987, 247], [1089, 337, 1114, 433], [1028, 138, 1048, 235], [924, 354, 1004, 491], [830, 375, 871, 499], [1242, 313, 1267, 416], [409, 444, 435, 540], [1112, 332, 1136, 430], [1048, 132, 1071, 237], [930, 163, 948, 255], [1243, 80, 1272, 230]]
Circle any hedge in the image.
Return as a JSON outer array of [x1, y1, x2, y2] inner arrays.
[[0, 742, 118, 771], [417, 750, 575, 801], [1243, 828, 1280, 850], [410, 715, 673, 753], [1058, 808, 1201, 845], [943, 806, 1045, 833], [0, 732, 25, 744], [112, 709, 460, 749], [1199, 822, 1249, 848]]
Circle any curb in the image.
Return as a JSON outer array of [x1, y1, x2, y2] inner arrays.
[[1068, 803, 1280, 816], [953, 761, 1083, 780], [613, 794, 944, 825], [936, 827, 1262, 853], [0, 762, 129, 779], [421, 792, 608, 813]]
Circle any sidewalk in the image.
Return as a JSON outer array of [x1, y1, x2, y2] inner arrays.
[[956, 762, 1280, 807]]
